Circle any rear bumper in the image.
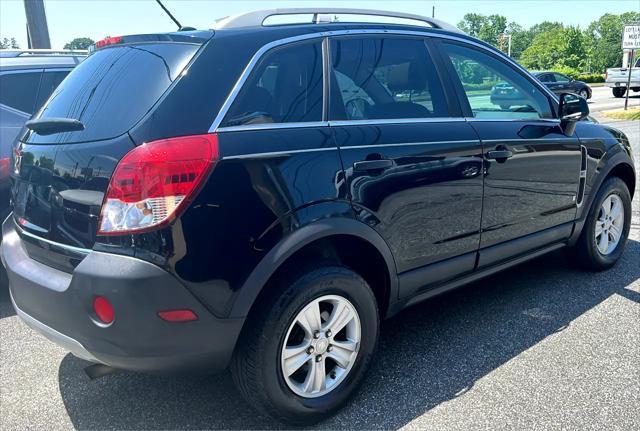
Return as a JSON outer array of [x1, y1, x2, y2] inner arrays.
[[1, 217, 244, 374]]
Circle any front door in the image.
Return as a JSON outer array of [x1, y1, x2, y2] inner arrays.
[[440, 41, 581, 264], [328, 35, 484, 296]]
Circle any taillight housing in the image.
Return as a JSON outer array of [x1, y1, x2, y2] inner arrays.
[[98, 134, 218, 235], [95, 36, 123, 49]]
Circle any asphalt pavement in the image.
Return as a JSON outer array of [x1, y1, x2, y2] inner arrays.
[[0, 90, 638, 431]]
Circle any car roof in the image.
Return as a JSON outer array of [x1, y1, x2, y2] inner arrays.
[[0, 50, 86, 71]]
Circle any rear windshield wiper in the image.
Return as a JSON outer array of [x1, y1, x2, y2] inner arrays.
[[25, 118, 85, 136]]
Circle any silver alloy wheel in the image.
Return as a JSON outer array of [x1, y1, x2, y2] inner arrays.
[[579, 89, 588, 99], [280, 294, 361, 398], [595, 193, 625, 255]]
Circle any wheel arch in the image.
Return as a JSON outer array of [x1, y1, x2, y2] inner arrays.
[[228, 217, 399, 320]]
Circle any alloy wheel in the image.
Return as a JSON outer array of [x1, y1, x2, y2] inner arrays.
[[594, 194, 625, 255], [280, 295, 361, 398]]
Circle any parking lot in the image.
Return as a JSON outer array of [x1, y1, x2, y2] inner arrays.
[[0, 89, 638, 430]]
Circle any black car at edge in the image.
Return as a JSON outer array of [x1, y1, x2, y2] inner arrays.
[[534, 71, 592, 99], [1, 8, 635, 425]]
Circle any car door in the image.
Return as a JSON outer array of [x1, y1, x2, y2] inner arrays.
[[329, 35, 484, 297], [538, 73, 559, 94], [553, 73, 572, 94], [439, 41, 581, 267]]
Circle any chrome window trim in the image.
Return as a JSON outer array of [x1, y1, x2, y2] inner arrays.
[[223, 146, 336, 160], [0, 68, 44, 76], [208, 28, 560, 133], [217, 121, 329, 133], [329, 117, 465, 127]]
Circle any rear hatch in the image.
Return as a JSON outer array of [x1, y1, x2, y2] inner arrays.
[[11, 32, 211, 262]]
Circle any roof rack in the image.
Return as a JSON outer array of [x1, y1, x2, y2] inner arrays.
[[214, 8, 462, 34], [0, 49, 88, 58]]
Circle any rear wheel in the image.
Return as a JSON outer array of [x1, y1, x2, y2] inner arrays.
[[612, 87, 627, 98], [569, 177, 631, 270], [231, 265, 379, 425]]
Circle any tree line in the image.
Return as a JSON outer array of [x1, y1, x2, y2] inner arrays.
[[458, 11, 640, 74]]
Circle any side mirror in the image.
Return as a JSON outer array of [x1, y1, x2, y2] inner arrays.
[[559, 92, 589, 136]]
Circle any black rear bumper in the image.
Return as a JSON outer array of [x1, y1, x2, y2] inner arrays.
[[1, 216, 244, 374]]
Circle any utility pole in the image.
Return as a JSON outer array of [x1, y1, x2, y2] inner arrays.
[[23, 0, 51, 49], [432, 6, 435, 18]]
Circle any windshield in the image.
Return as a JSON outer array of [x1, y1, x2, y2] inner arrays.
[[26, 42, 199, 144]]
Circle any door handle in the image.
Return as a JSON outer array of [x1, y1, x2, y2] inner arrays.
[[486, 149, 513, 162], [353, 159, 393, 171]]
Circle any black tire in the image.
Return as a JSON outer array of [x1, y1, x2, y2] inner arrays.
[[612, 87, 626, 98], [569, 177, 632, 270], [578, 88, 589, 100], [231, 265, 379, 425]]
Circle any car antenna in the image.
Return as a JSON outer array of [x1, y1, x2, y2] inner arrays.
[[154, 0, 194, 31]]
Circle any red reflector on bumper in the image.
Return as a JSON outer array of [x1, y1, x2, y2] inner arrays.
[[158, 309, 198, 322], [93, 296, 115, 324]]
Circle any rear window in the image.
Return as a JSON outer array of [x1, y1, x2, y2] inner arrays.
[[28, 43, 199, 143]]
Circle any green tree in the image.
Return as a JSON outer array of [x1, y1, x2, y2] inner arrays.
[[586, 12, 640, 72], [478, 14, 508, 46], [457, 13, 487, 38], [520, 27, 566, 70], [63, 37, 94, 50], [0, 37, 20, 49]]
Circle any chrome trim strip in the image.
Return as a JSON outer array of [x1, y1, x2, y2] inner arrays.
[[329, 117, 465, 127], [15, 221, 91, 255], [208, 28, 559, 133], [217, 121, 329, 133], [223, 147, 336, 160], [10, 290, 100, 363], [465, 118, 561, 123], [340, 139, 477, 150], [482, 137, 577, 144]]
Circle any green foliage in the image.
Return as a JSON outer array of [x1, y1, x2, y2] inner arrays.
[[63, 37, 94, 50], [459, 11, 639, 74], [0, 37, 20, 49], [579, 73, 605, 83], [586, 12, 640, 72]]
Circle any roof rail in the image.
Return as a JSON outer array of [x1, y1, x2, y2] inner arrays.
[[0, 49, 88, 58], [214, 8, 463, 34]]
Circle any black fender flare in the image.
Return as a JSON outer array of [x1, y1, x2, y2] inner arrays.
[[569, 151, 635, 245], [228, 217, 399, 318]]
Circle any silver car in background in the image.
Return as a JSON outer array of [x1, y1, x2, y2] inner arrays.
[[0, 49, 86, 219]]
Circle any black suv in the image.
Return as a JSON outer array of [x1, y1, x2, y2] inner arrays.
[[2, 9, 635, 425]]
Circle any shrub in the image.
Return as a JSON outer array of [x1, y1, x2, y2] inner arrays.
[[578, 73, 605, 83]]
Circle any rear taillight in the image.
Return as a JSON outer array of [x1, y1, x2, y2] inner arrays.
[[98, 134, 218, 235], [0, 157, 10, 180]]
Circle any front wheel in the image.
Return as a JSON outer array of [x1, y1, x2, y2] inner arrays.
[[231, 265, 379, 425], [578, 89, 589, 99], [569, 177, 631, 270], [612, 87, 627, 98]]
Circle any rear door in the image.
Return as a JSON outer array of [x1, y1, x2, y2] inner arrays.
[[439, 41, 581, 266], [329, 35, 484, 297], [537, 73, 559, 94]]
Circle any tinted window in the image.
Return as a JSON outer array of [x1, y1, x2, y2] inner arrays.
[[443, 42, 552, 120], [223, 41, 323, 127], [0, 71, 41, 114], [538, 73, 555, 83], [35, 70, 69, 111], [330, 37, 449, 120], [31, 43, 199, 143], [553, 73, 570, 82]]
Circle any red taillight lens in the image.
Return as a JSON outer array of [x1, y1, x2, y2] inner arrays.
[[158, 309, 198, 322], [98, 134, 218, 235], [95, 36, 123, 49], [0, 157, 10, 180], [93, 296, 115, 324]]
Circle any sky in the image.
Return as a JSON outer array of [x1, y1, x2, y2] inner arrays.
[[0, 0, 638, 49]]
